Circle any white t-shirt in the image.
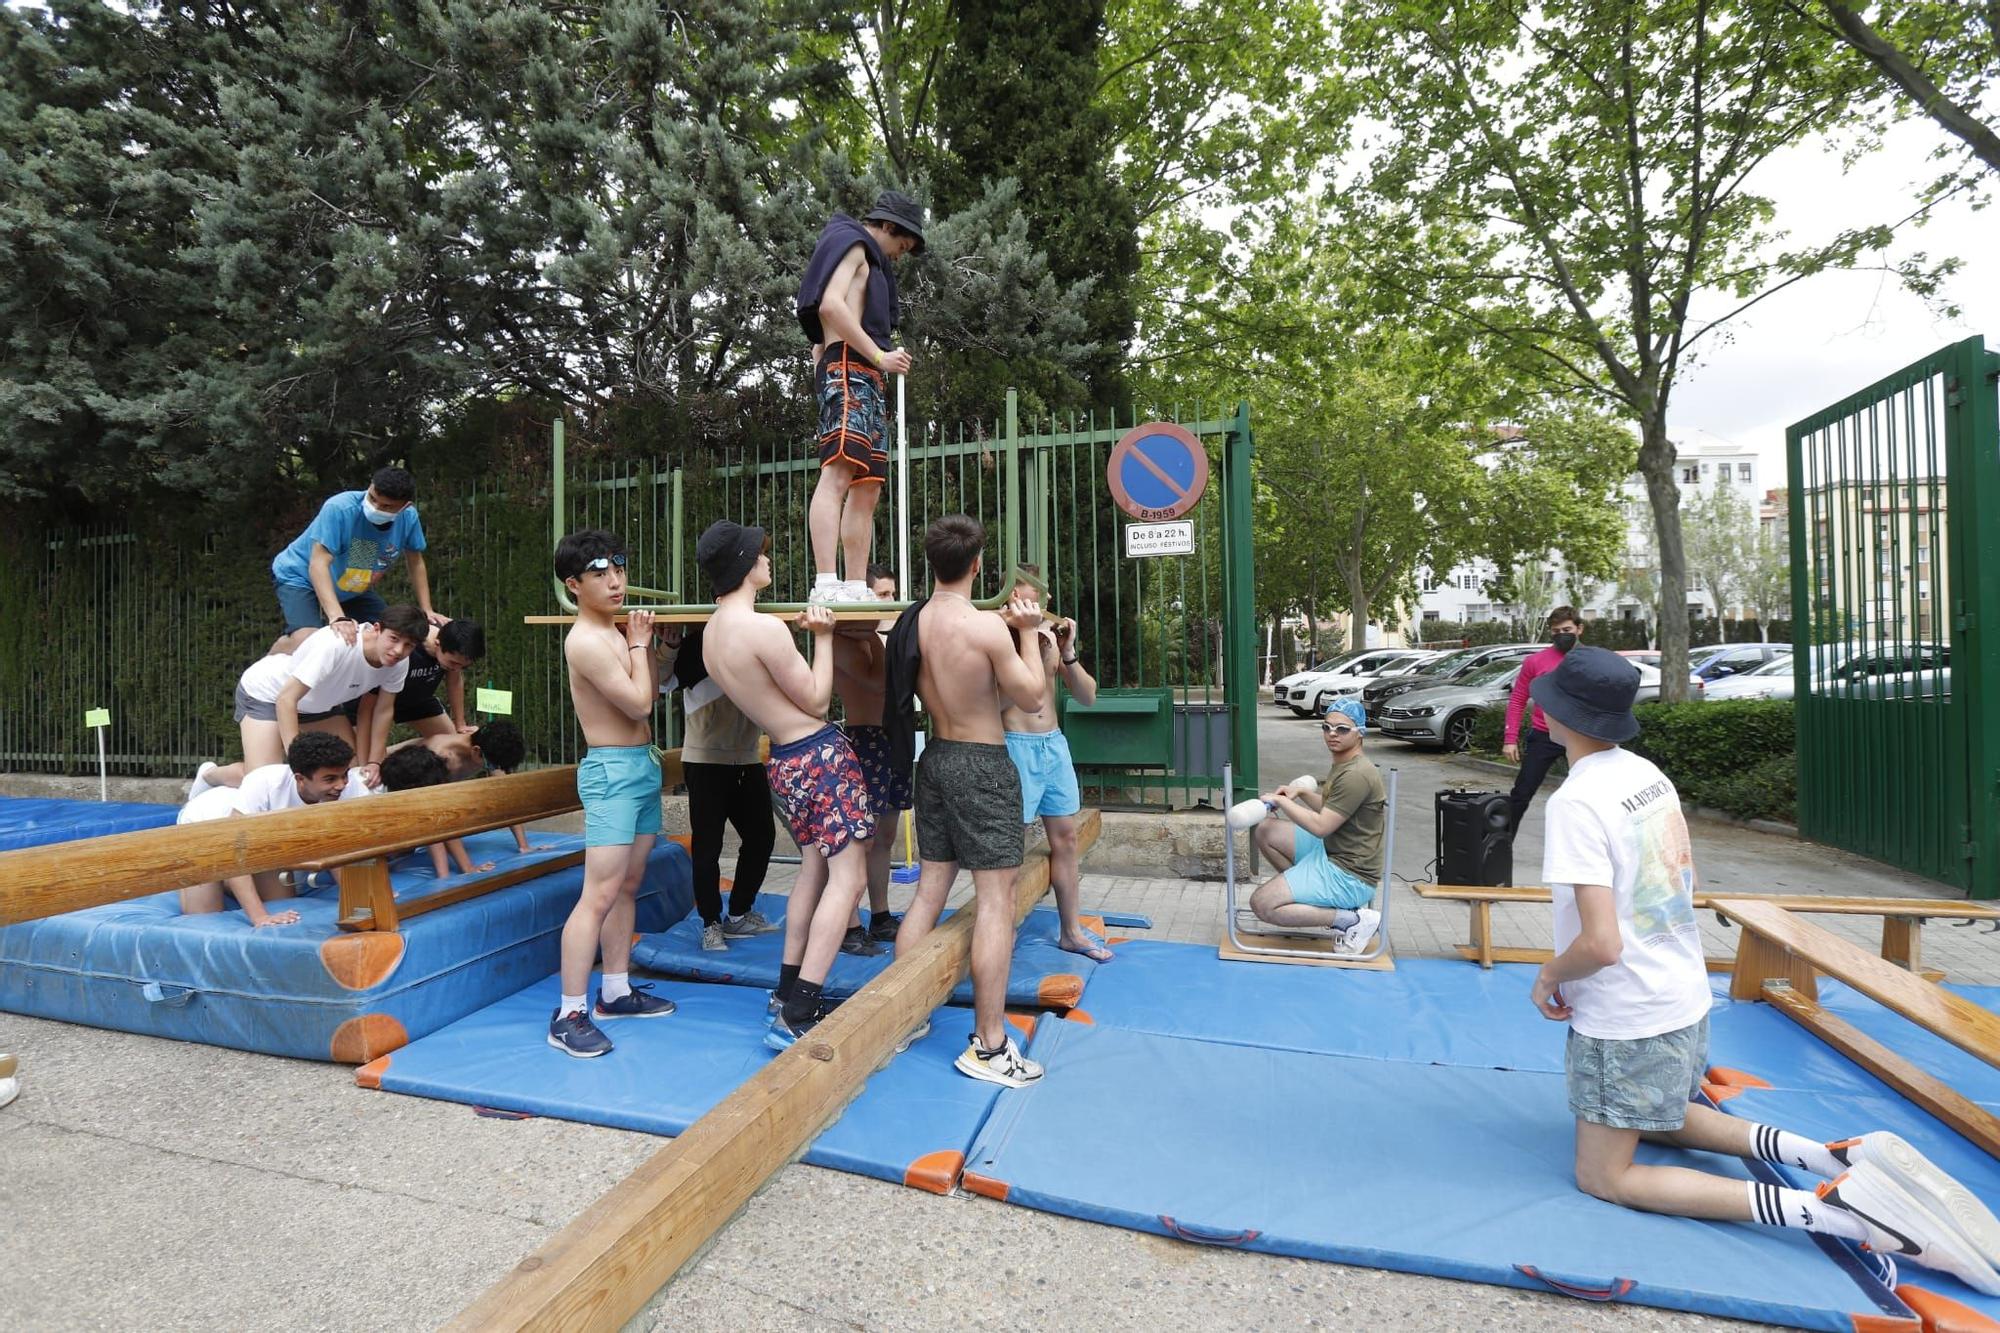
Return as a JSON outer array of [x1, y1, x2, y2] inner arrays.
[[175, 762, 307, 824], [176, 784, 240, 825], [238, 626, 409, 714], [1542, 747, 1711, 1040]]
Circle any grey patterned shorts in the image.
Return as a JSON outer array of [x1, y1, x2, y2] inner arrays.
[[1565, 1015, 1710, 1131], [914, 739, 1023, 871]]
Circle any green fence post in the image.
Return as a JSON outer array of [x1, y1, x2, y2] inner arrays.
[[1223, 400, 1259, 804], [1951, 336, 2000, 897], [1004, 388, 1020, 572]]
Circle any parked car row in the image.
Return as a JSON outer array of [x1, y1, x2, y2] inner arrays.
[[1270, 647, 1444, 716]]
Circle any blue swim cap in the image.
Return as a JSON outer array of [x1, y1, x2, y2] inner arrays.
[[1323, 696, 1366, 733]]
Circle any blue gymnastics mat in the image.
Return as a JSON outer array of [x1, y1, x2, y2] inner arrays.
[[361, 973, 1018, 1194], [0, 831, 690, 1062], [960, 1018, 1910, 1331], [0, 796, 177, 850], [631, 892, 1099, 1009]]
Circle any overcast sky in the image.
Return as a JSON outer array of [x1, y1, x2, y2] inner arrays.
[[1669, 118, 1998, 486]]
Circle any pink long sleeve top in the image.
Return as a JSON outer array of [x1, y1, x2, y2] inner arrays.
[[1503, 645, 1562, 744]]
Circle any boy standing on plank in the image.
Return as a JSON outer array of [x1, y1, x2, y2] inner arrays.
[[175, 731, 355, 926], [548, 530, 677, 1059], [695, 520, 874, 1052], [1529, 646, 2000, 1292], [893, 515, 1048, 1087]]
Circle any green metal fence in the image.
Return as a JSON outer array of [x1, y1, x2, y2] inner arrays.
[[1786, 335, 2000, 897], [1, 393, 1259, 808]]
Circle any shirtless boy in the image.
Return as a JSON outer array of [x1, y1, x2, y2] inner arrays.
[[895, 515, 1049, 1087], [1001, 564, 1110, 963], [548, 530, 677, 1058], [834, 563, 908, 945], [695, 520, 873, 1051]]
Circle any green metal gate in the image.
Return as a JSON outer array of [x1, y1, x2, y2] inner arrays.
[[654, 391, 1259, 809], [1786, 335, 2000, 896]]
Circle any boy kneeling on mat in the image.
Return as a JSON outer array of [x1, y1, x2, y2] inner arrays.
[[1247, 696, 1385, 955], [1530, 645, 2000, 1292]]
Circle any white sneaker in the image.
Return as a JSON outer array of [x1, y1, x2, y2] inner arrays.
[[894, 1020, 931, 1055], [1821, 1162, 2000, 1294], [842, 578, 877, 603], [1338, 908, 1382, 955], [954, 1034, 1044, 1088], [1836, 1131, 2000, 1267], [700, 922, 727, 952], [722, 910, 780, 936], [187, 761, 218, 801], [0, 1052, 17, 1111], [807, 579, 847, 605]]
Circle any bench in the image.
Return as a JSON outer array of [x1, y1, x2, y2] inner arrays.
[[1411, 882, 1999, 976], [1717, 897, 2000, 1160]]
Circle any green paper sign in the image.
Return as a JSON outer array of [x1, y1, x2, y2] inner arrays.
[[85, 708, 111, 728], [475, 688, 513, 716]]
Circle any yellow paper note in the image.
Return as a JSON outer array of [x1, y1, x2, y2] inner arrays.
[[84, 708, 111, 728], [475, 688, 513, 716]]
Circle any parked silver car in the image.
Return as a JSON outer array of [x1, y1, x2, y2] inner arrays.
[[1376, 659, 1674, 751]]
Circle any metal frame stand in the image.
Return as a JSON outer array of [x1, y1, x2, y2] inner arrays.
[[1222, 761, 1397, 967]]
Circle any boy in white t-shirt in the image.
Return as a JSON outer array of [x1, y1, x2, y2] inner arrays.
[[232, 603, 428, 778], [1530, 646, 2000, 1292], [176, 732, 354, 926]]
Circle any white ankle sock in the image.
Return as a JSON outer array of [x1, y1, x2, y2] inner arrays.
[[600, 972, 631, 1002], [1748, 1181, 1869, 1240], [558, 992, 587, 1017], [815, 572, 837, 588], [1751, 1123, 1845, 1178]]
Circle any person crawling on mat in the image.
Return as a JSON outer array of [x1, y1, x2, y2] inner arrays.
[[696, 519, 875, 1053], [1528, 646, 2000, 1293], [999, 563, 1110, 964], [831, 563, 907, 952], [891, 515, 1048, 1088], [546, 529, 678, 1059], [175, 731, 355, 926], [231, 603, 428, 783], [341, 746, 494, 881], [1246, 696, 1386, 955]]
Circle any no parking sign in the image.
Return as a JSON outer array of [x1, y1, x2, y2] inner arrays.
[[1106, 422, 1209, 522]]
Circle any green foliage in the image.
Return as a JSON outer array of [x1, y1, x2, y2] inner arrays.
[[1809, 0, 2000, 183]]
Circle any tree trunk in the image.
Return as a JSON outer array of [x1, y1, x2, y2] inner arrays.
[[1342, 562, 1370, 653], [1638, 415, 1691, 702]]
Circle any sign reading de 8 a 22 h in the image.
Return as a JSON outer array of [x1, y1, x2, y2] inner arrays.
[[1105, 422, 1210, 522]]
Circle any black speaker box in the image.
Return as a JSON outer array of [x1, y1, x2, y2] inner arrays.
[[1435, 789, 1513, 886]]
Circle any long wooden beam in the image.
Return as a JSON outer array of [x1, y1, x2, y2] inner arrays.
[[0, 766, 585, 926], [448, 809, 1102, 1332]]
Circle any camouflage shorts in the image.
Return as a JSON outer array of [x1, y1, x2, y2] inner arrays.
[[1565, 1014, 1709, 1131]]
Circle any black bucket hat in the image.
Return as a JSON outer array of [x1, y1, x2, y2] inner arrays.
[[695, 520, 768, 597], [1528, 645, 1642, 743], [863, 190, 926, 253]]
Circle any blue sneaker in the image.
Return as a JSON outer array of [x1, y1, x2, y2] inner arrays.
[[548, 1008, 612, 1058], [594, 983, 676, 1020], [764, 1011, 819, 1052]]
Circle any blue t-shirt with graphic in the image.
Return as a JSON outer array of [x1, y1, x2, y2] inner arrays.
[[271, 491, 427, 598]]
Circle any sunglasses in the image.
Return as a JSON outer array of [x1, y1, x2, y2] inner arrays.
[[583, 554, 628, 572], [1319, 722, 1358, 736]]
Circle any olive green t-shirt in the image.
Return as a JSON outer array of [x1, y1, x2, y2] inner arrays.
[[1321, 753, 1387, 883]]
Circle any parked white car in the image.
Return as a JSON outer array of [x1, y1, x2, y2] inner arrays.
[[1270, 651, 1369, 709], [1281, 649, 1440, 717]]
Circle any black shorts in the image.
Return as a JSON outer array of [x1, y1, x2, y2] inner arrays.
[[914, 740, 1023, 871], [815, 344, 888, 485], [341, 688, 446, 726]]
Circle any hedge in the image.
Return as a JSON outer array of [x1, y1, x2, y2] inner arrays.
[[1465, 698, 1795, 824]]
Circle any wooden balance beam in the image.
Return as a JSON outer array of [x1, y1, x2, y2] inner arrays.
[[0, 766, 589, 928], [1717, 897, 2000, 1160], [448, 808, 1102, 1332]]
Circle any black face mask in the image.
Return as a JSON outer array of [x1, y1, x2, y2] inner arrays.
[[1553, 631, 1579, 653]]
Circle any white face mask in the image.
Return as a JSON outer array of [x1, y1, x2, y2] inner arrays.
[[361, 499, 398, 526]]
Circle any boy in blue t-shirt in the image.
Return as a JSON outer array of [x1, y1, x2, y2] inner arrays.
[[1531, 646, 2000, 1295], [271, 466, 436, 640]]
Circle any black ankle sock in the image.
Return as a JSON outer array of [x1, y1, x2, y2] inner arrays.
[[783, 979, 823, 1027], [777, 963, 800, 1001], [873, 909, 896, 928]]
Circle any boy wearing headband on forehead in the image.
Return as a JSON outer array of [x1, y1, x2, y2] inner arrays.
[[1247, 696, 1387, 954], [547, 529, 680, 1058]]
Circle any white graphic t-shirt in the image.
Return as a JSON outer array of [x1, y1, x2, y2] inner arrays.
[[239, 626, 410, 714], [1542, 747, 1711, 1040], [175, 763, 306, 824]]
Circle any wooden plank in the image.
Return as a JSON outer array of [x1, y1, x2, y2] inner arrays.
[[448, 810, 1102, 1332], [1882, 916, 1921, 973], [1471, 900, 1493, 968], [1415, 882, 2000, 919], [336, 858, 399, 932], [336, 851, 589, 933], [1762, 980, 2000, 1162], [1729, 921, 1819, 1003], [1717, 897, 2000, 1070], [0, 766, 582, 926]]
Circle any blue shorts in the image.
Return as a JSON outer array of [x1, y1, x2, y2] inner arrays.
[[1005, 729, 1082, 824], [1284, 824, 1376, 910], [274, 581, 387, 634], [578, 744, 664, 848]]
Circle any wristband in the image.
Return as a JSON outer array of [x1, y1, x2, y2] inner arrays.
[[332, 617, 354, 625], [870, 349, 883, 368], [630, 643, 648, 652], [1062, 655, 1079, 666]]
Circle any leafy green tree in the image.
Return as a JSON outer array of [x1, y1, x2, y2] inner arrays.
[[1475, 407, 1637, 612], [1682, 482, 1758, 622], [1801, 0, 2000, 179], [1338, 0, 1946, 699]]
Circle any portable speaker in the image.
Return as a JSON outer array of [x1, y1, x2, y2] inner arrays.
[[1435, 789, 1513, 886]]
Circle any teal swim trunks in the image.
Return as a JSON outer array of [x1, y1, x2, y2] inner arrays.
[[1285, 823, 1376, 909], [578, 744, 664, 847]]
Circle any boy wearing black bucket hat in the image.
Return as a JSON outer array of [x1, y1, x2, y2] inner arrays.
[[1529, 646, 2000, 1291], [796, 191, 925, 604]]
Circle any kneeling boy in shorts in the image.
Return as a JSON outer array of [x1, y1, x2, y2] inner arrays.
[[1530, 646, 2000, 1292], [548, 530, 677, 1058], [1248, 696, 1385, 955], [696, 520, 873, 1052]]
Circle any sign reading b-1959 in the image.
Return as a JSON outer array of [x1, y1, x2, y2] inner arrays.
[[1105, 422, 1210, 522]]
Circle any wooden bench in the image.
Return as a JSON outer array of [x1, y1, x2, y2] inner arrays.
[[1717, 897, 2000, 1160], [1412, 882, 1998, 976]]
